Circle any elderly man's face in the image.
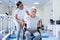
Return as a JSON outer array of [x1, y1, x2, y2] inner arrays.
[[31, 9, 37, 16]]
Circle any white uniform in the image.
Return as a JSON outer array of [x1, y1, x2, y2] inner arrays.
[[15, 8, 27, 30], [15, 8, 27, 20], [24, 16, 40, 40], [14, 7, 28, 40]]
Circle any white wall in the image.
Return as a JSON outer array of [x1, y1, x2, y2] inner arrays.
[[40, 1, 53, 30], [52, 0, 60, 20], [52, 0, 60, 38], [36, 7, 43, 20]]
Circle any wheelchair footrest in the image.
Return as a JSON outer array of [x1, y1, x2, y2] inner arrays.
[[29, 35, 35, 39], [9, 34, 16, 39]]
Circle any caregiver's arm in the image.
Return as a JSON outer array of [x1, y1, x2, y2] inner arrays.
[[15, 14, 23, 24], [15, 14, 18, 21]]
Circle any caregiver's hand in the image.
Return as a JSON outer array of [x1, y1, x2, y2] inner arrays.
[[17, 20, 23, 24]]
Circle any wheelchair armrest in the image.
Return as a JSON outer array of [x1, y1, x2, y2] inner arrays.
[[37, 27, 41, 29], [23, 28, 27, 31], [37, 27, 41, 33], [23, 23, 27, 31], [37, 27, 41, 31]]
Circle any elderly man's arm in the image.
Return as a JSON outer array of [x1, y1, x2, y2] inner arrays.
[[26, 11, 30, 16]]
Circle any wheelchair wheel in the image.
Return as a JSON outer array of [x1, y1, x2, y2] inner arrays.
[[39, 37, 42, 40], [23, 36, 26, 40], [23, 29, 26, 40]]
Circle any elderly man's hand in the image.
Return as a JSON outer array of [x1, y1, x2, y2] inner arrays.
[[26, 11, 30, 16]]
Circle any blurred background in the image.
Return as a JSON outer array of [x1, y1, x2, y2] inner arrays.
[[0, 0, 60, 40]]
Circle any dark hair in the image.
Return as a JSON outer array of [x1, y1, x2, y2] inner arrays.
[[16, 1, 22, 8]]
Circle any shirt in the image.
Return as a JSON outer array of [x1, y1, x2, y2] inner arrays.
[[24, 16, 40, 31], [15, 7, 27, 20]]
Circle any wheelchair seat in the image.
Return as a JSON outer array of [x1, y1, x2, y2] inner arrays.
[[23, 24, 42, 40]]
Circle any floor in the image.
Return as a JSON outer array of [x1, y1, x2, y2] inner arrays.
[[41, 31, 60, 40], [2, 30, 60, 40]]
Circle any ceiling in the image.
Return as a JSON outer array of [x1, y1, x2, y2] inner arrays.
[[1, 0, 50, 7]]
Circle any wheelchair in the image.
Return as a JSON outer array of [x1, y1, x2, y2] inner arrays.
[[23, 24, 42, 40]]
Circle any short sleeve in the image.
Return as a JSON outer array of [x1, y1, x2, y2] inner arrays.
[[15, 9, 19, 15]]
